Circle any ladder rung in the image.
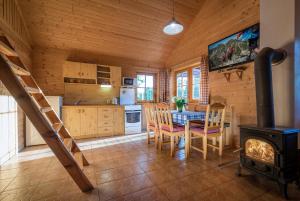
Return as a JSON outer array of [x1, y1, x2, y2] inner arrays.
[[0, 41, 17, 56], [53, 123, 63, 133], [63, 138, 73, 152], [1, 54, 30, 76], [25, 86, 41, 94], [74, 152, 84, 170], [40, 107, 53, 113], [10, 63, 30, 76]]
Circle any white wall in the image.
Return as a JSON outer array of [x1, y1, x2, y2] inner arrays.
[[260, 0, 298, 127]]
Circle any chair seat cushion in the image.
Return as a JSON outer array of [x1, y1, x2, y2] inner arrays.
[[190, 127, 220, 134], [161, 124, 185, 132]]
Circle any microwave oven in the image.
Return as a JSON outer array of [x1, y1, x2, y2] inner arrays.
[[122, 77, 137, 86]]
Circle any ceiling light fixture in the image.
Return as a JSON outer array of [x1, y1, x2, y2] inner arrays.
[[163, 0, 184, 35]]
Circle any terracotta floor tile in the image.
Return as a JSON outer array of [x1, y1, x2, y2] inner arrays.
[[146, 169, 177, 185], [157, 179, 196, 201], [99, 173, 153, 201], [0, 186, 36, 201], [0, 178, 12, 193], [96, 165, 144, 184], [113, 187, 169, 201], [0, 133, 299, 201]]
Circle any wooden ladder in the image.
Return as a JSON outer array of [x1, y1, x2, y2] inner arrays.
[[0, 36, 93, 192]]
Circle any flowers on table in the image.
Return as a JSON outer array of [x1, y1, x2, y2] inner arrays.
[[172, 96, 186, 112]]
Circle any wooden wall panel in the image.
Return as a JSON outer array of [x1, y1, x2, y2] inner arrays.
[[32, 46, 162, 104], [0, 0, 32, 150], [0, 0, 32, 68], [167, 0, 259, 147]]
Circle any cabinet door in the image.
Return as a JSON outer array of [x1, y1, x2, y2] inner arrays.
[[98, 108, 114, 124], [81, 107, 98, 136], [97, 107, 114, 136], [113, 107, 124, 135], [110, 66, 121, 87], [63, 61, 81, 78], [62, 107, 81, 137], [81, 63, 97, 80]]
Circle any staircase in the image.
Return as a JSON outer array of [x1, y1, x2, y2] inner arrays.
[[0, 36, 93, 192]]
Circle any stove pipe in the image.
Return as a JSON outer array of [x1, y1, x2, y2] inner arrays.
[[254, 47, 287, 128]]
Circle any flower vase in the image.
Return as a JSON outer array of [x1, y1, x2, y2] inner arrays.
[[177, 106, 183, 113]]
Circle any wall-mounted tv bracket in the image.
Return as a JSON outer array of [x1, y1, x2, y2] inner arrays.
[[218, 66, 247, 82]]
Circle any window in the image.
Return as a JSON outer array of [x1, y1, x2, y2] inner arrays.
[[0, 84, 18, 165], [192, 67, 201, 99], [176, 71, 188, 99], [137, 74, 154, 101]]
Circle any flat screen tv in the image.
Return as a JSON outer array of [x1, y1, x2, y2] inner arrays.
[[208, 23, 260, 72]]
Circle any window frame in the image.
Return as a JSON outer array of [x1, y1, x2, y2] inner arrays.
[[136, 73, 156, 103], [176, 70, 189, 99], [192, 67, 201, 100]]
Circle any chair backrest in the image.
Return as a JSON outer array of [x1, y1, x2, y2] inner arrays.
[[156, 103, 173, 132], [204, 103, 226, 134], [144, 103, 158, 128]]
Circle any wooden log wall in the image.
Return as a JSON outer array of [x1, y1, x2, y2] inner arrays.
[[31, 46, 162, 104], [0, 0, 31, 68], [0, 0, 32, 150], [167, 0, 259, 147]]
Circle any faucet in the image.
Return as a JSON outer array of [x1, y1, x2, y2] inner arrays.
[[74, 100, 82, 105]]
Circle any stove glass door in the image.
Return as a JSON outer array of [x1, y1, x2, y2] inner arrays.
[[125, 111, 141, 125], [245, 138, 275, 164]]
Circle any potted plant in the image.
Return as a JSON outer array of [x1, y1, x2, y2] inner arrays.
[[172, 96, 186, 112]]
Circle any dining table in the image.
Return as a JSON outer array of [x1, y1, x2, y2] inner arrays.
[[171, 110, 206, 157]]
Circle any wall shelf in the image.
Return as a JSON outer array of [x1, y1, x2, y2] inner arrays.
[[219, 66, 247, 82]]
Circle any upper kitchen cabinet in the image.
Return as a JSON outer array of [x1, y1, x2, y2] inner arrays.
[[63, 61, 81, 79], [97, 65, 122, 87], [80, 63, 97, 80], [63, 61, 97, 84], [63, 61, 121, 87], [110, 66, 122, 87]]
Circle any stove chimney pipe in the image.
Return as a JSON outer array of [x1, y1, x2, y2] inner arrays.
[[254, 47, 287, 128]]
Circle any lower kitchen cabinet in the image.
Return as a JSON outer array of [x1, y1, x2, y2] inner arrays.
[[80, 107, 98, 136], [62, 107, 81, 137], [62, 105, 124, 139]]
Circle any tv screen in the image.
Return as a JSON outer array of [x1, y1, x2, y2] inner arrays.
[[208, 23, 260, 72]]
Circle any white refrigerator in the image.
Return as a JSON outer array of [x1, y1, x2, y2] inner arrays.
[[120, 87, 136, 105], [26, 96, 62, 146]]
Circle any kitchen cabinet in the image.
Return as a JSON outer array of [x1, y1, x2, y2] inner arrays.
[[80, 107, 98, 136], [80, 63, 97, 80], [113, 107, 124, 135], [63, 61, 121, 87], [97, 65, 121, 87], [63, 61, 97, 80], [110, 66, 122, 87], [62, 107, 81, 137], [63, 61, 81, 79], [62, 105, 124, 139]]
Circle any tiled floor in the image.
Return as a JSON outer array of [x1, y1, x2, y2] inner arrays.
[[1, 133, 300, 201]]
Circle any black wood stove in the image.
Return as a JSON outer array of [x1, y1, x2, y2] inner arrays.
[[239, 47, 300, 198]]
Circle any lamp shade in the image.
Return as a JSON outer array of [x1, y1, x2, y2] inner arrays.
[[163, 18, 184, 35]]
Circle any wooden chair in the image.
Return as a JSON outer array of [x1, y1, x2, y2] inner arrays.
[[144, 103, 159, 147], [156, 103, 185, 157], [188, 103, 226, 159]]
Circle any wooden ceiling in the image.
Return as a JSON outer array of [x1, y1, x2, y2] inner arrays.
[[18, 0, 205, 67]]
